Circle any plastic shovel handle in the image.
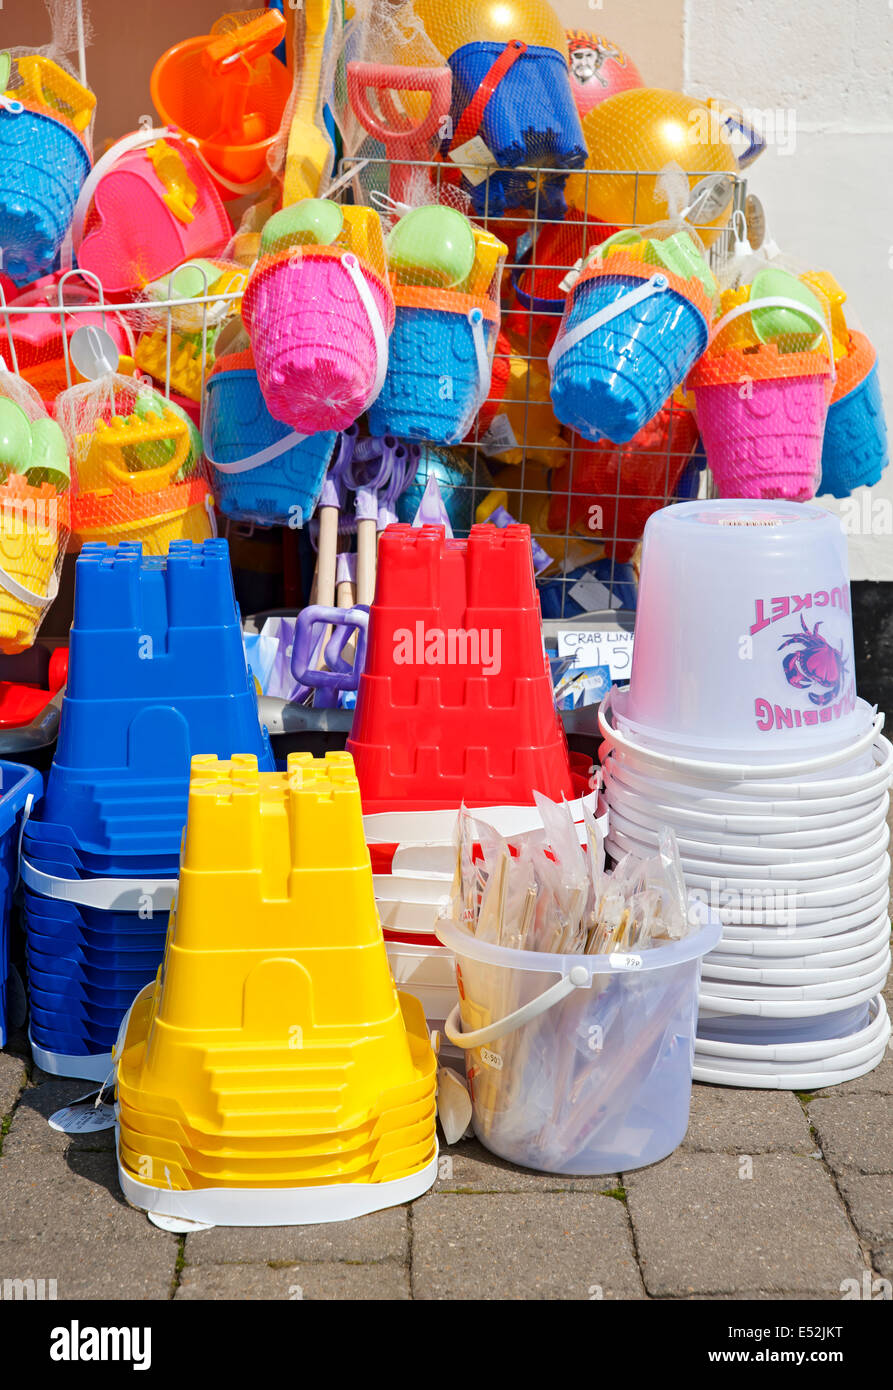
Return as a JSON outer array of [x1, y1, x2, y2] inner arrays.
[[346, 63, 452, 154], [443, 965, 592, 1049], [548, 274, 669, 372]]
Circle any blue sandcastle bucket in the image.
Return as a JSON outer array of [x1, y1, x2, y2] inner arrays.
[[550, 271, 709, 443], [446, 43, 586, 218], [0, 103, 90, 285], [204, 367, 337, 526], [819, 358, 888, 499], [368, 302, 495, 444]]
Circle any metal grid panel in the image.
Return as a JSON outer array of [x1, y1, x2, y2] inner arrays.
[[340, 156, 742, 621]]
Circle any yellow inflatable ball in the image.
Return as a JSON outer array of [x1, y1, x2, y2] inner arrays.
[[411, 0, 566, 60], [565, 88, 738, 246]]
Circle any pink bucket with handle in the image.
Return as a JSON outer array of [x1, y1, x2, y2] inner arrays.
[[241, 247, 394, 435], [689, 296, 835, 502]]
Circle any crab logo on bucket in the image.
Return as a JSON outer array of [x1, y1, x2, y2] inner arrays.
[[778, 617, 847, 707]]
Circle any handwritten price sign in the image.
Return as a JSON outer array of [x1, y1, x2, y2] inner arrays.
[[557, 629, 634, 680]]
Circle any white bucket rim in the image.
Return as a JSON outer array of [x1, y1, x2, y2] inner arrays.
[[695, 995, 888, 1061]]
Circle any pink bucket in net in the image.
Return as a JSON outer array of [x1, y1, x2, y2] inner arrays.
[[693, 370, 831, 501], [241, 247, 394, 435], [689, 299, 835, 502]]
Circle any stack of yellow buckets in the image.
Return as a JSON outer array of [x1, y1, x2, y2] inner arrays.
[[116, 751, 438, 1226]]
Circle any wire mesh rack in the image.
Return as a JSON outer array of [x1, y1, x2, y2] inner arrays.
[[0, 160, 747, 629], [338, 156, 747, 628]]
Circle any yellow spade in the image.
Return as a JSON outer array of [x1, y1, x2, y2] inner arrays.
[[283, 0, 336, 206]]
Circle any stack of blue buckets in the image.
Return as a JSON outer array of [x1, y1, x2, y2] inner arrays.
[[0, 761, 43, 1046], [21, 538, 275, 1080]]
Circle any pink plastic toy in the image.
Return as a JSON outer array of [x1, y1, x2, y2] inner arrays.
[[71, 129, 232, 294], [241, 246, 394, 435]]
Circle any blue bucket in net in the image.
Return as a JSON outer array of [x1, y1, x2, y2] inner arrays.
[[819, 357, 888, 499], [550, 271, 709, 444], [368, 301, 494, 444], [0, 103, 90, 286], [204, 367, 336, 526], [446, 42, 586, 217]]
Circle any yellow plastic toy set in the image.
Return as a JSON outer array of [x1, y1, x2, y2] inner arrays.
[[116, 751, 438, 1227]]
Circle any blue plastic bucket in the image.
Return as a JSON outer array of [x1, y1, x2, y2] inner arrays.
[[0, 759, 43, 1045], [820, 359, 889, 499], [550, 272, 708, 443], [0, 104, 90, 285], [368, 306, 494, 443], [23, 822, 181, 879], [446, 43, 585, 217], [204, 369, 336, 525]]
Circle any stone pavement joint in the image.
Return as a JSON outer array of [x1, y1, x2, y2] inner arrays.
[[624, 1152, 865, 1298]]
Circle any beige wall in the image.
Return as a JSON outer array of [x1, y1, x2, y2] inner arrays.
[[3, 0, 686, 147]]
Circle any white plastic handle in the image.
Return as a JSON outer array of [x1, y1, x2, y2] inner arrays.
[[71, 126, 173, 251], [0, 563, 59, 609], [20, 857, 177, 911], [205, 428, 308, 474], [341, 252, 389, 406], [443, 964, 592, 1049], [548, 273, 669, 371], [708, 297, 837, 386]]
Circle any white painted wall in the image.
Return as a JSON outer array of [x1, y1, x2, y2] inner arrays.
[[684, 0, 893, 579]]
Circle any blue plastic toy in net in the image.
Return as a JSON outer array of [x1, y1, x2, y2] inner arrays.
[[0, 103, 90, 285], [204, 368, 337, 526], [819, 359, 889, 500], [550, 272, 709, 443]]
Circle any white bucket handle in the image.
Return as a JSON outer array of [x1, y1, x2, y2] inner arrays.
[[0, 562, 59, 610], [547, 273, 670, 372], [205, 428, 308, 474], [600, 687, 884, 782], [707, 297, 837, 386], [443, 964, 593, 1049], [20, 856, 177, 911], [341, 252, 389, 406]]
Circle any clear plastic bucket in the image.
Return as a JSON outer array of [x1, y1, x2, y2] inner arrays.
[[436, 913, 721, 1175]]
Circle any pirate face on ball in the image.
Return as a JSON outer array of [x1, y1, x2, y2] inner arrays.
[[570, 46, 601, 83]]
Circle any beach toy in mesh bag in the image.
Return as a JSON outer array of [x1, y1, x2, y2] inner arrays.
[[150, 9, 291, 200], [548, 221, 718, 443], [565, 30, 643, 118], [0, 367, 70, 654], [688, 267, 835, 501], [71, 128, 232, 296], [203, 346, 337, 527], [57, 351, 214, 554], [0, 49, 94, 286], [437, 38, 587, 218], [242, 201, 394, 435], [796, 271, 889, 500], [565, 89, 738, 249], [548, 397, 699, 562], [366, 205, 505, 442], [133, 257, 250, 403]]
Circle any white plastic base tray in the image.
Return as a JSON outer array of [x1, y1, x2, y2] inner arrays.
[[29, 1032, 113, 1082], [117, 1141, 439, 1228]]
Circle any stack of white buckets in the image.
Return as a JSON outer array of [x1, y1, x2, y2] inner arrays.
[[599, 499, 892, 1089]]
